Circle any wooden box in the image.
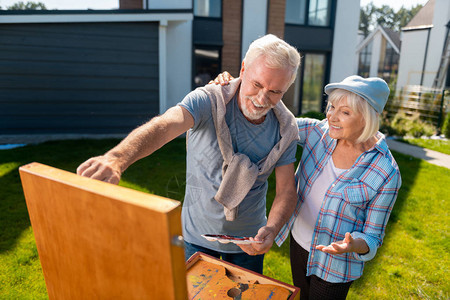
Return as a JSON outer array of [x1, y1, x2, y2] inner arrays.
[[19, 162, 187, 299], [186, 252, 300, 299], [20, 162, 299, 300]]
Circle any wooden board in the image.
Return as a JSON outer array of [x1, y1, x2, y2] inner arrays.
[[186, 252, 300, 300], [19, 162, 187, 300]]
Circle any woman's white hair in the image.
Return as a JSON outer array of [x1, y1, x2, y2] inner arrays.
[[243, 34, 300, 86], [326, 89, 379, 143]]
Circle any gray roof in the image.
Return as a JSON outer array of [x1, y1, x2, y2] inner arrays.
[[404, 0, 434, 29], [382, 26, 401, 49]]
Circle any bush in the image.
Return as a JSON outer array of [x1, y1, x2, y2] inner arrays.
[[380, 111, 398, 136], [299, 111, 326, 120], [389, 112, 436, 137], [441, 112, 450, 138]]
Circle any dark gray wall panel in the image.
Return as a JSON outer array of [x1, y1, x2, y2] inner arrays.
[[193, 18, 223, 46], [0, 22, 159, 135], [285, 25, 333, 52]]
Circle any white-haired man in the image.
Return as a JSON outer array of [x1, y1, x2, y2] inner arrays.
[[77, 34, 301, 273]]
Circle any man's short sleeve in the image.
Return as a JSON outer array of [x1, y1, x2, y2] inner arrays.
[[177, 89, 211, 130], [275, 139, 298, 167]]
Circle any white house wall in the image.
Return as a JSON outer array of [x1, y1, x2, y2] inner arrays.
[[329, 0, 360, 82], [397, 0, 450, 90], [396, 30, 429, 89], [423, 0, 450, 87], [241, 0, 268, 59], [165, 20, 192, 112], [369, 31, 382, 77]]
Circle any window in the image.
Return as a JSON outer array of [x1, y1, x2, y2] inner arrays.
[[194, 0, 221, 18], [285, 0, 307, 25], [358, 41, 372, 78], [194, 48, 220, 87], [283, 53, 326, 115], [285, 0, 331, 27], [302, 54, 326, 113], [308, 0, 331, 26], [378, 37, 399, 83]]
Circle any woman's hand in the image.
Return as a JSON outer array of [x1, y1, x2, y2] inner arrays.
[[316, 232, 369, 255], [209, 71, 234, 85]]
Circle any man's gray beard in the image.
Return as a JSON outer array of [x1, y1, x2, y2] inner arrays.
[[241, 96, 272, 120]]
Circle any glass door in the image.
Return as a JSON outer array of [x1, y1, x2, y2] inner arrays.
[[283, 52, 326, 115]]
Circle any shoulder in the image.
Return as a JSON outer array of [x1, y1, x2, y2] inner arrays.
[[296, 117, 327, 130], [356, 139, 402, 190], [297, 118, 330, 145], [178, 88, 212, 128]]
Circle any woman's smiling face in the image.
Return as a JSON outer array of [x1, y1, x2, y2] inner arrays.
[[327, 97, 365, 143]]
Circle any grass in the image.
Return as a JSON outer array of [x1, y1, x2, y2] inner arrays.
[[398, 137, 450, 155], [0, 138, 449, 299]]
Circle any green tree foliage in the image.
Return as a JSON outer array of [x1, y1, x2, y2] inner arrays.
[[359, 3, 424, 36], [359, 3, 375, 37], [6, 1, 47, 10]]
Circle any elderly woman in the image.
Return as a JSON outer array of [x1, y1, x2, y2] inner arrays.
[[212, 74, 401, 299]]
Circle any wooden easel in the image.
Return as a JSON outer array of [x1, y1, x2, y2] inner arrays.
[[20, 162, 186, 299], [20, 162, 299, 299]]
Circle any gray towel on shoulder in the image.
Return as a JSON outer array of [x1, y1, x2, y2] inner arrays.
[[198, 78, 299, 221]]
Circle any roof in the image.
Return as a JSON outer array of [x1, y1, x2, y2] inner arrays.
[[382, 26, 401, 49], [356, 25, 400, 54], [403, 0, 435, 30]]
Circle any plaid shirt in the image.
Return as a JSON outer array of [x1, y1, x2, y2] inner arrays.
[[275, 118, 401, 283]]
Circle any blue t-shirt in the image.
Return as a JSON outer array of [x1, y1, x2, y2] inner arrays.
[[178, 88, 297, 253]]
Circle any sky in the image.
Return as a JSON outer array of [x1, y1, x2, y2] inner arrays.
[[0, 0, 431, 10], [360, 0, 429, 11], [0, 0, 119, 10]]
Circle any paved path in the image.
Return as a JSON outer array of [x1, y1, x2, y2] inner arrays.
[[386, 138, 450, 169]]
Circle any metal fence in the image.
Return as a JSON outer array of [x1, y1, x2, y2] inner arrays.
[[386, 85, 449, 132]]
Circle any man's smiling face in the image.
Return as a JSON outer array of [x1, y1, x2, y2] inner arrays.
[[238, 55, 292, 124]]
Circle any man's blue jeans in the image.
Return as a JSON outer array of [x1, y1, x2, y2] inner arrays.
[[184, 241, 264, 274]]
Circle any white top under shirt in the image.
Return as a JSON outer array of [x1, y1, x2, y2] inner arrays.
[[292, 157, 347, 251]]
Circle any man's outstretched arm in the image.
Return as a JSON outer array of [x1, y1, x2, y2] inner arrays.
[[77, 106, 194, 184]]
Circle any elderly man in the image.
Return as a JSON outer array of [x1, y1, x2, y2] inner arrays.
[[77, 34, 301, 273]]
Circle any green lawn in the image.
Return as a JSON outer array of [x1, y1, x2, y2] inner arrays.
[[398, 137, 450, 155], [0, 138, 448, 299]]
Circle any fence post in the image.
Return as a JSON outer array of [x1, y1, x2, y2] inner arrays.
[[437, 89, 446, 135]]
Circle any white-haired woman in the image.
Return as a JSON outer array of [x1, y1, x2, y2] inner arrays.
[[212, 74, 402, 299]]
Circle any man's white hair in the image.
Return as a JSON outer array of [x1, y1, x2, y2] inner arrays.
[[243, 34, 301, 86]]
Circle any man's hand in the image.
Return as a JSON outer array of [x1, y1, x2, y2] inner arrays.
[[237, 226, 276, 256], [316, 232, 369, 255], [76, 106, 194, 185], [77, 155, 122, 184]]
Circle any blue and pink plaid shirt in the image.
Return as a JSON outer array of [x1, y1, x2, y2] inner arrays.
[[275, 118, 401, 283]]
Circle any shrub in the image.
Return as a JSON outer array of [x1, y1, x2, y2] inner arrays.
[[441, 112, 450, 138], [299, 111, 326, 120], [390, 112, 436, 137]]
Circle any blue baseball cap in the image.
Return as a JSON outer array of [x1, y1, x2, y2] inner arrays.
[[324, 75, 390, 114]]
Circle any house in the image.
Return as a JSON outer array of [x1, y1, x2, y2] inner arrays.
[[0, 0, 359, 137], [396, 0, 450, 91], [186, 0, 360, 115], [355, 25, 401, 85]]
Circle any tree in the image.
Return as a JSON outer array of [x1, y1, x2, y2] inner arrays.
[[7, 1, 47, 10], [360, 3, 424, 36], [359, 3, 375, 37]]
